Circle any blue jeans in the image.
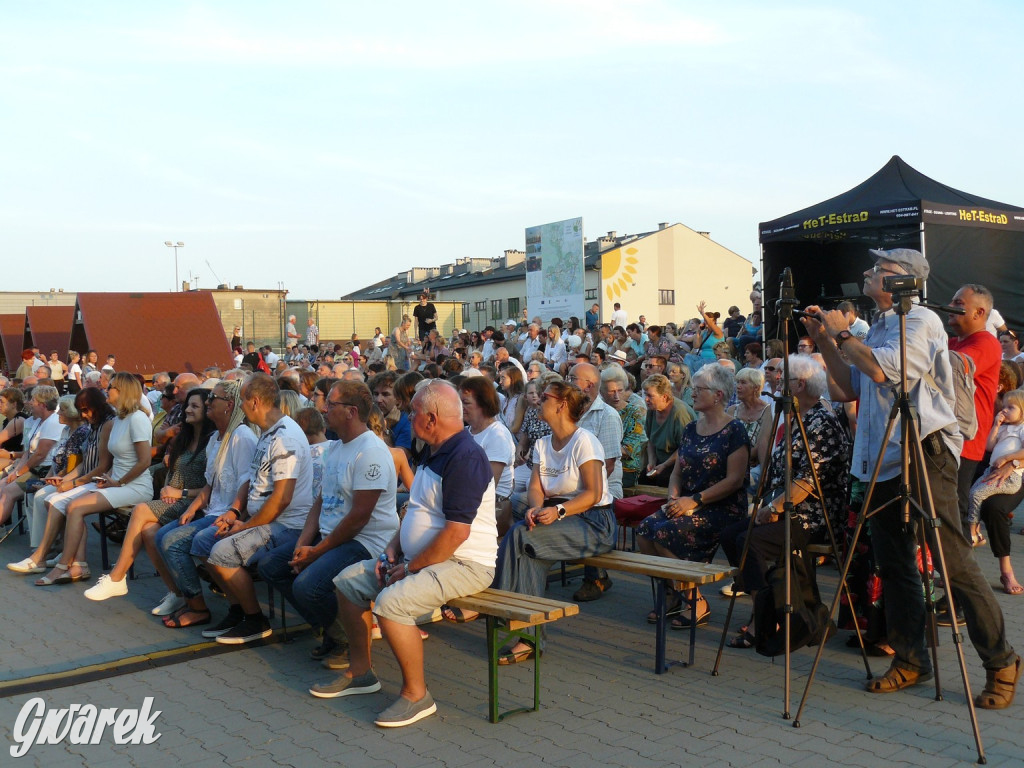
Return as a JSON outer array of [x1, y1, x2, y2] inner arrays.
[[869, 442, 1015, 673], [155, 515, 217, 599], [257, 538, 370, 632]]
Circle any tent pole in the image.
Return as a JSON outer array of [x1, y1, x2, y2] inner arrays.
[[919, 222, 928, 302]]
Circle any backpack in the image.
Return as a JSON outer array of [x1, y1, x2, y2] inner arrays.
[[946, 350, 978, 441], [753, 549, 830, 657]]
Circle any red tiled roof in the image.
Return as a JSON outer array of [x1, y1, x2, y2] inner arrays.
[[75, 292, 233, 375], [0, 313, 27, 374], [26, 305, 75, 359]]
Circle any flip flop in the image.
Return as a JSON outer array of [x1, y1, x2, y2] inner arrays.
[[441, 605, 479, 623], [163, 608, 212, 628], [670, 599, 710, 630]]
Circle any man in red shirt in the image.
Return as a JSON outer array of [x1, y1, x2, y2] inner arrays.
[[948, 283, 1002, 526]]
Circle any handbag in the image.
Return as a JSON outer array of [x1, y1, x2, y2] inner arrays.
[[613, 494, 665, 526]]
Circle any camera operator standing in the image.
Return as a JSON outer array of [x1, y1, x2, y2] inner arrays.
[[802, 247, 1019, 709]]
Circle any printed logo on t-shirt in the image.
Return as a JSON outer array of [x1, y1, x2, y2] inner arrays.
[[364, 463, 382, 481]]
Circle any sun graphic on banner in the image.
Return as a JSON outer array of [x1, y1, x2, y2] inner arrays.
[[602, 246, 639, 301]]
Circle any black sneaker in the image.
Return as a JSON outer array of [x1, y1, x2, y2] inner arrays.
[[573, 576, 612, 602], [202, 605, 245, 639], [310, 636, 344, 661], [215, 613, 273, 645], [935, 609, 965, 628]]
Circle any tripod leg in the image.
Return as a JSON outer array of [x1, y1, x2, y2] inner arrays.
[[713, 404, 784, 675], [792, 411, 872, 677], [904, 419, 986, 763]]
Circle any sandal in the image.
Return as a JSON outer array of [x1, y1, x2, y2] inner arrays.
[[497, 643, 539, 665], [646, 592, 683, 624], [728, 630, 756, 649], [975, 654, 1022, 710], [163, 607, 213, 628], [671, 600, 710, 630], [441, 605, 479, 623], [35, 562, 90, 586], [1000, 574, 1024, 596], [865, 662, 932, 693]]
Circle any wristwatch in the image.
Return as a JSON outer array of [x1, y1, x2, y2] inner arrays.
[[556, 504, 567, 521], [692, 492, 703, 506], [834, 330, 853, 349]]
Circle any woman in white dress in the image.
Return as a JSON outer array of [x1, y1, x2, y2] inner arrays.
[[35, 372, 154, 586]]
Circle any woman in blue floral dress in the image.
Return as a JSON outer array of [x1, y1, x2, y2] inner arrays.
[[637, 363, 750, 627]]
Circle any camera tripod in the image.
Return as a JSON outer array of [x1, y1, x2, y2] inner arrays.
[[712, 268, 869, 719], [793, 287, 987, 764]]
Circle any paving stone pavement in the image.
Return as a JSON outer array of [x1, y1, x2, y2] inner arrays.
[[2, 523, 1023, 767]]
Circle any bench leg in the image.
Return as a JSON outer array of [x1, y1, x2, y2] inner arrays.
[[652, 579, 696, 673], [486, 618, 541, 723]]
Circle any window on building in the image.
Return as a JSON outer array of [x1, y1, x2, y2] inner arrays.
[[491, 299, 503, 320], [507, 297, 520, 319], [461, 303, 470, 324], [659, 290, 676, 305], [585, 288, 598, 300], [474, 300, 486, 312]]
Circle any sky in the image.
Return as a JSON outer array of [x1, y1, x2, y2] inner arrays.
[[2, 1, 1022, 298]]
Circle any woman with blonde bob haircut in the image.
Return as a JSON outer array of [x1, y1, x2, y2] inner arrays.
[[35, 372, 154, 586]]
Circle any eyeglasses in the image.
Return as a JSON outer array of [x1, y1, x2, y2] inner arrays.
[[542, 393, 562, 403], [871, 264, 903, 276], [106, 385, 118, 392], [326, 400, 358, 410], [207, 394, 232, 404], [764, 366, 777, 372], [692, 385, 717, 395]]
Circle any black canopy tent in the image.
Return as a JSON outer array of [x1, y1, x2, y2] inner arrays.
[[758, 156, 1024, 337]]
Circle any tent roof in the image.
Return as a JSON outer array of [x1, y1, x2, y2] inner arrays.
[[760, 156, 1024, 243], [75, 292, 233, 375], [0, 313, 26, 373], [26, 305, 74, 359]]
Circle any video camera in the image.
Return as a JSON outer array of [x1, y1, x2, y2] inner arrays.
[[882, 274, 923, 295]]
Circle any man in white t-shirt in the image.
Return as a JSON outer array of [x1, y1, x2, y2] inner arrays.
[[258, 380, 398, 662], [569, 363, 623, 602], [610, 302, 628, 330], [312, 380, 496, 728], [203, 374, 313, 645]]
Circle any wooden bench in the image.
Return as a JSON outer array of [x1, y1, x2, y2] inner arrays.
[[447, 588, 578, 723], [575, 551, 735, 673]]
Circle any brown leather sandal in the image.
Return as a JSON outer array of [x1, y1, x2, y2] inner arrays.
[[865, 663, 932, 693], [975, 654, 1022, 710]]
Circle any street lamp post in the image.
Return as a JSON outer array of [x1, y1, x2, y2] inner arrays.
[[164, 241, 185, 290]]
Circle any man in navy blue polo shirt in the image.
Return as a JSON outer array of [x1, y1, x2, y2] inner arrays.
[[310, 380, 497, 727]]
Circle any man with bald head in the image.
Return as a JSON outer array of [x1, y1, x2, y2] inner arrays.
[[311, 380, 497, 727], [568, 362, 623, 602], [155, 372, 201, 445]]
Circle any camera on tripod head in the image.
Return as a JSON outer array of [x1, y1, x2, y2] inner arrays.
[[882, 274, 922, 295]]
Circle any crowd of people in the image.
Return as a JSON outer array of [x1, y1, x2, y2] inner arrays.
[[1, 254, 1021, 725]]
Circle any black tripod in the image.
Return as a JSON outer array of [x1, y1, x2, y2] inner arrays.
[[711, 269, 868, 719], [793, 287, 985, 764]]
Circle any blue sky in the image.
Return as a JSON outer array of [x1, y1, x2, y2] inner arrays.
[[2, 1, 1022, 298]]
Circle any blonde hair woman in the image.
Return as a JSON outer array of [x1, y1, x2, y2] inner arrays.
[[35, 372, 153, 586]]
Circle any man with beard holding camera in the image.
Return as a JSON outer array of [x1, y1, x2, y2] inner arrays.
[[802, 247, 1019, 709]]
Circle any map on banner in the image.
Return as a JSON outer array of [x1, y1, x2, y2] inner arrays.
[[525, 217, 584, 323]]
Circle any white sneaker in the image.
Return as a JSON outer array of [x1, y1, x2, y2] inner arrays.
[[720, 582, 747, 598], [84, 574, 128, 601], [151, 592, 187, 616]]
